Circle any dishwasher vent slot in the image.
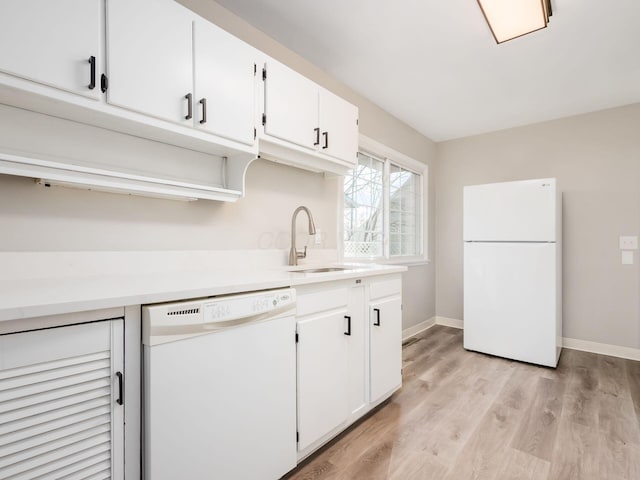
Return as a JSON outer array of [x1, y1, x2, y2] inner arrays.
[[167, 306, 200, 316]]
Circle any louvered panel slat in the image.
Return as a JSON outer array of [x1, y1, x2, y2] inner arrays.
[[0, 413, 110, 458], [0, 404, 110, 447], [5, 441, 110, 480], [0, 388, 110, 425], [0, 378, 110, 414], [0, 428, 110, 477], [0, 367, 111, 404], [31, 450, 110, 480], [59, 460, 110, 480], [0, 396, 110, 437], [0, 351, 110, 382], [0, 357, 111, 391]]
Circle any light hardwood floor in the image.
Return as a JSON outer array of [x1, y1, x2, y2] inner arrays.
[[285, 325, 640, 480]]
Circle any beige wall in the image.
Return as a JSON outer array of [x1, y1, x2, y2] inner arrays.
[[0, 0, 436, 328], [435, 104, 640, 348]]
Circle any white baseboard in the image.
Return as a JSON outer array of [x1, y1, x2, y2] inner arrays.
[[431, 316, 640, 362], [402, 317, 436, 341], [563, 337, 640, 362], [434, 316, 464, 329]]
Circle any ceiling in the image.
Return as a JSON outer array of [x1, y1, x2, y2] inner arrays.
[[215, 0, 640, 142]]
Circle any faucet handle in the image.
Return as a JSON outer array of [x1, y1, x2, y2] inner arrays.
[[297, 246, 307, 259]]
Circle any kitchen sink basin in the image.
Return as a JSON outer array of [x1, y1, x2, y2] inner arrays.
[[289, 267, 350, 273]]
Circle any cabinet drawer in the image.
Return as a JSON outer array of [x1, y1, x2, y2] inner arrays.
[[369, 276, 402, 300], [297, 287, 348, 317]]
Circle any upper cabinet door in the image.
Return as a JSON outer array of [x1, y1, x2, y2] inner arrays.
[[194, 20, 256, 146], [319, 89, 358, 165], [106, 0, 193, 125], [264, 61, 318, 150], [0, 0, 102, 100]]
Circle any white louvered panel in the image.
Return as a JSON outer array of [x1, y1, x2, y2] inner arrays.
[[0, 386, 111, 425], [0, 413, 110, 458], [0, 426, 110, 477], [60, 460, 111, 480], [0, 352, 110, 382], [0, 319, 124, 480], [0, 365, 111, 403], [0, 356, 110, 391], [32, 450, 110, 480], [0, 376, 111, 413], [0, 396, 110, 436], [25, 443, 111, 480]]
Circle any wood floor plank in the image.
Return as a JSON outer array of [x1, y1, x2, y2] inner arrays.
[[625, 358, 640, 426], [442, 400, 523, 480], [560, 349, 600, 427], [547, 415, 599, 480], [598, 433, 640, 479], [420, 365, 513, 467], [387, 449, 448, 480], [286, 328, 640, 480], [511, 376, 566, 461], [493, 448, 550, 480]]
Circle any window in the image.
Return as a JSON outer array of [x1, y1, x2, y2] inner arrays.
[[343, 137, 426, 262]]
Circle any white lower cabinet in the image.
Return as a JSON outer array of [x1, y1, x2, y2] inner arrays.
[[297, 308, 350, 451], [370, 276, 403, 402], [347, 285, 367, 419], [295, 274, 402, 459], [0, 319, 125, 479], [370, 297, 403, 402]]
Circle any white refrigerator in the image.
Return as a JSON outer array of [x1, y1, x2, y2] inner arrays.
[[463, 178, 562, 367]]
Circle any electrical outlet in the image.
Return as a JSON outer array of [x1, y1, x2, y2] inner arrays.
[[619, 236, 638, 250], [315, 229, 322, 245], [622, 251, 634, 265]]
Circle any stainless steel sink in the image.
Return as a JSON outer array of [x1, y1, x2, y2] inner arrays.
[[289, 267, 350, 273]]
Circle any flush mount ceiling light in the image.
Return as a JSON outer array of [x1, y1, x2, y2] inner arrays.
[[477, 0, 552, 43]]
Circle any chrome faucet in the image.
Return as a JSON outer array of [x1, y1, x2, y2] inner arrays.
[[289, 206, 317, 266]]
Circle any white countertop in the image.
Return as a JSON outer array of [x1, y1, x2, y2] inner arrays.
[[0, 257, 406, 322]]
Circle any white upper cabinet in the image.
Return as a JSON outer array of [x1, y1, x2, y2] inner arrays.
[[319, 88, 359, 164], [261, 59, 359, 174], [194, 20, 256, 146], [0, 0, 102, 100], [106, 0, 194, 125], [264, 61, 319, 150]]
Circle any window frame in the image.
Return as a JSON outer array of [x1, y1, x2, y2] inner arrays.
[[340, 134, 429, 265]]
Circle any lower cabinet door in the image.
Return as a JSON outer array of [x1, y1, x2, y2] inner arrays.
[[370, 297, 403, 403], [0, 319, 124, 479], [297, 310, 349, 451]]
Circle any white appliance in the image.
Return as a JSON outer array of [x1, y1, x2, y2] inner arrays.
[[463, 178, 562, 367], [142, 288, 297, 480]]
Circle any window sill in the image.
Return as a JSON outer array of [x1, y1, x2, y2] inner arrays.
[[343, 257, 431, 267]]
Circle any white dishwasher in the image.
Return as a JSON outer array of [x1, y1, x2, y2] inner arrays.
[[142, 288, 297, 480]]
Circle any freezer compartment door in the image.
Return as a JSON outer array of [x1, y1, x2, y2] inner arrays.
[[464, 178, 557, 242], [464, 242, 558, 366]]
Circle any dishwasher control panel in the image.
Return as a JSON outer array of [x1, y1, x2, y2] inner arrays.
[[143, 288, 296, 346], [203, 290, 294, 323]]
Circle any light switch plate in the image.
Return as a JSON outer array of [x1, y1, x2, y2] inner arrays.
[[622, 251, 634, 265], [619, 236, 638, 250]]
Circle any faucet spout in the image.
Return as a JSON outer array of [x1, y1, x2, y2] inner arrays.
[[289, 206, 316, 266]]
